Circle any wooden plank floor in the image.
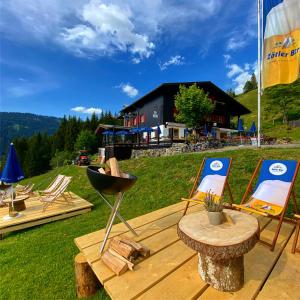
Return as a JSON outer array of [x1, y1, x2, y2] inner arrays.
[[0, 192, 93, 235], [75, 202, 298, 300]]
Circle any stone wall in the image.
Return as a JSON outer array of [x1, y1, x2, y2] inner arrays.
[[131, 141, 223, 159]]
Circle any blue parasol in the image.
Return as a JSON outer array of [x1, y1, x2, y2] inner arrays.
[[102, 130, 115, 135], [1, 143, 24, 184], [115, 130, 130, 135], [211, 127, 217, 138], [130, 128, 140, 134], [184, 128, 189, 137], [237, 118, 244, 145], [156, 124, 161, 135], [141, 127, 153, 133], [249, 121, 257, 134], [203, 124, 208, 136], [1, 143, 25, 217], [237, 118, 244, 132]]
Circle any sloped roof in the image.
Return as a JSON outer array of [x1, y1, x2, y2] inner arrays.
[[120, 81, 250, 116]]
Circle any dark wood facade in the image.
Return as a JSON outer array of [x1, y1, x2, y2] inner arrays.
[[120, 82, 250, 129]]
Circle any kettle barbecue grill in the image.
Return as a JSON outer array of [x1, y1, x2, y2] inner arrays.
[[87, 166, 138, 254]]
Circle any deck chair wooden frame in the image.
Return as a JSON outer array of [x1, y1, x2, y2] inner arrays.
[[233, 159, 300, 251], [39, 174, 65, 195], [17, 183, 35, 196], [183, 157, 233, 216], [292, 214, 300, 254], [40, 176, 72, 212]]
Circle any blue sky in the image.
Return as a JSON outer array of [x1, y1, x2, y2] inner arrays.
[[0, 0, 258, 118]]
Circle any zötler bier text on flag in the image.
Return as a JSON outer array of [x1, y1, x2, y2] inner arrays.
[[263, 0, 300, 88]]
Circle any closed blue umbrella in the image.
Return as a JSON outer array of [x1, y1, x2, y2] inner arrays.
[[203, 124, 208, 136], [1, 143, 25, 217], [237, 118, 244, 132], [249, 121, 257, 134], [156, 124, 161, 135], [184, 128, 189, 137], [211, 127, 217, 138], [237, 118, 244, 144], [1, 143, 24, 184]]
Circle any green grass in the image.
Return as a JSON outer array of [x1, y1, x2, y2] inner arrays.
[[236, 88, 300, 141], [1, 148, 300, 299]]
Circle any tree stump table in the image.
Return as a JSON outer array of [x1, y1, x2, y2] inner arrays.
[[177, 209, 259, 292], [4, 195, 28, 213]]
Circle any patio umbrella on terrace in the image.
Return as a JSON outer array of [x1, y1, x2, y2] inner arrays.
[[249, 121, 257, 136], [237, 118, 244, 144], [203, 124, 208, 137], [115, 130, 130, 135], [102, 130, 115, 135], [0, 143, 25, 219], [211, 127, 217, 139], [130, 128, 141, 134]]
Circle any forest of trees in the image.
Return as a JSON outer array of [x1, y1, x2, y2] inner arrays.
[[8, 111, 121, 178]]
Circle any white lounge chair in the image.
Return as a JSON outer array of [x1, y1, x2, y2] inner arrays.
[[40, 176, 72, 211]]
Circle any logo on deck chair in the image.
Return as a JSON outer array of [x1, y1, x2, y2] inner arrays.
[[210, 160, 223, 171], [269, 163, 287, 176]]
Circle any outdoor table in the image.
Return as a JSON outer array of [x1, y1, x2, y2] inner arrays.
[[3, 195, 29, 213], [177, 209, 259, 292]]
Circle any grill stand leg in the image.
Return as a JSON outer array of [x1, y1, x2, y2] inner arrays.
[[99, 192, 137, 254], [98, 192, 138, 237]]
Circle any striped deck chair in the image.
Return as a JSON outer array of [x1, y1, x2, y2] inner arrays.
[[182, 158, 233, 216], [17, 183, 35, 196], [234, 159, 300, 251], [40, 176, 72, 212], [39, 174, 65, 195]]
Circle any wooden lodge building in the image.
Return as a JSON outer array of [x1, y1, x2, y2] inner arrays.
[[119, 81, 250, 140]]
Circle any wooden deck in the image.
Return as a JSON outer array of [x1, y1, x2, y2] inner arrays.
[[75, 202, 299, 300], [0, 192, 93, 236]]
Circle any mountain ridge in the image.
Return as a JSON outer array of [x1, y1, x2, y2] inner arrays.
[[0, 112, 61, 154]]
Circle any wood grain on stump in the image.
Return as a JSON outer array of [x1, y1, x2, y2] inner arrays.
[[75, 253, 100, 298], [178, 209, 259, 292]]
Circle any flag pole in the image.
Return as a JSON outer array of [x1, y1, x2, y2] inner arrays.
[[257, 0, 262, 147]]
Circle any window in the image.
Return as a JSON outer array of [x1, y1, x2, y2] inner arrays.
[[140, 113, 146, 124]]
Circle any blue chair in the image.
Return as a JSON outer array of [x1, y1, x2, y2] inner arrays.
[[182, 158, 233, 215], [234, 159, 300, 251]]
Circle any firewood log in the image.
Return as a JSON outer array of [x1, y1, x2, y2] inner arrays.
[[109, 237, 135, 258], [107, 157, 121, 177], [101, 251, 128, 276], [108, 249, 135, 270]]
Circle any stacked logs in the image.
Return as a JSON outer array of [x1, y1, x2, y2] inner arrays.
[[98, 157, 122, 177], [102, 236, 150, 275]]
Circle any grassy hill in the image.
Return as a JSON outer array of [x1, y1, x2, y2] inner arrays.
[[0, 112, 61, 154], [1, 148, 300, 300], [236, 80, 300, 141]]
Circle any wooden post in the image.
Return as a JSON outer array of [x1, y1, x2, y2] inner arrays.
[[74, 253, 99, 298]]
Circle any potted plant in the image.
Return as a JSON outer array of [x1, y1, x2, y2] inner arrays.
[[204, 191, 224, 225]]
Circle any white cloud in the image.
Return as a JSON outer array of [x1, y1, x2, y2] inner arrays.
[[132, 57, 141, 64], [0, 0, 225, 60], [71, 106, 102, 114], [159, 55, 185, 70], [60, 0, 155, 59], [224, 54, 257, 94], [227, 64, 243, 78], [118, 83, 138, 98]]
